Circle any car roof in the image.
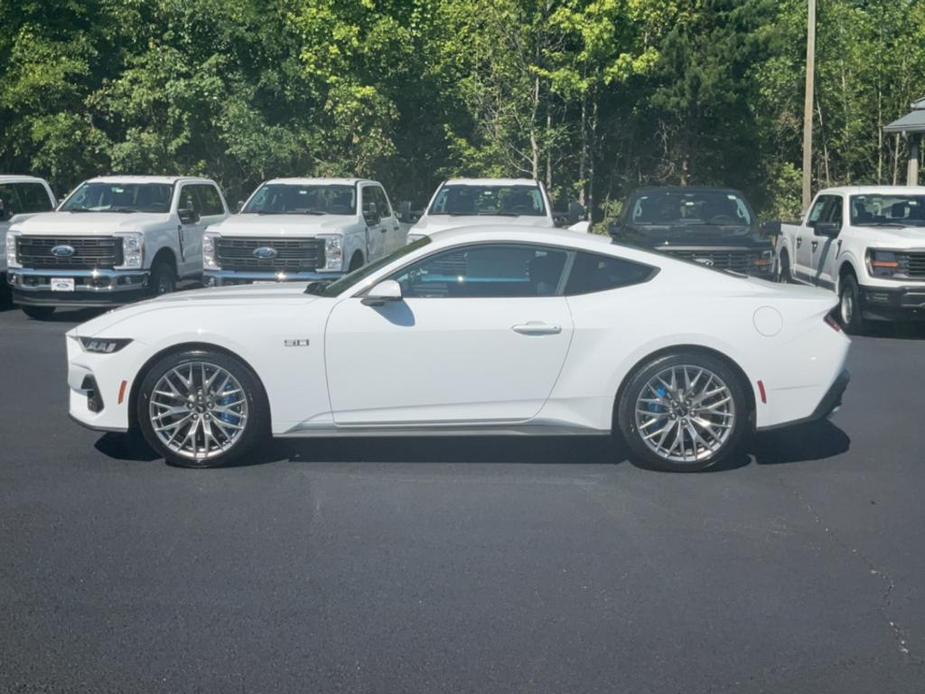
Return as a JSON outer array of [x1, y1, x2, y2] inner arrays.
[[443, 178, 541, 187], [0, 175, 50, 184], [629, 186, 746, 196], [86, 176, 216, 185], [264, 177, 373, 186], [818, 185, 925, 196]]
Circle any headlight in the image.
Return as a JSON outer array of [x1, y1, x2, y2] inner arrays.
[[5, 232, 20, 269], [115, 232, 144, 269], [319, 235, 343, 271], [203, 232, 220, 270], [867, 249, 901, 278], [753, 249, 774, 271], [78, 337, 132, 354]]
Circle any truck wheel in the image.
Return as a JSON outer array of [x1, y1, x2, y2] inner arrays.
[[21, 305, 55, 320], [838, 274, 867, 334], [349, 252, 364, 271], [778, 251, 793, 283], [150, 260, 177, 296]]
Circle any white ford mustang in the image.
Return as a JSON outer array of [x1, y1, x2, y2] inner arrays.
[[66, 226, 850, 472]]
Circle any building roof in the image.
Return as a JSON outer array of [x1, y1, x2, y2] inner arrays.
[[884, 97, 925, 134]]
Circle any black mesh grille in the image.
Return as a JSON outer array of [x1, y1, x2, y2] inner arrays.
[[215, 237, 326, 272], [899, 252, 925, 279], [16, 236, 124, 270], [661, 248, 765, 273]]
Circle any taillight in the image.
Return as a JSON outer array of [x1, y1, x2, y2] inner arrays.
[[824, 312, 842, 332]]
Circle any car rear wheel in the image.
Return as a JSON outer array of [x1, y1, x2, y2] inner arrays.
[[21, 305, 55, 320], [617, 352, 749, 472], [838, 274, 867, 334], [136, 349, 269, 468]]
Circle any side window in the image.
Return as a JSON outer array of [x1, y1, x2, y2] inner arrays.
[[565, 252, 656, 295], [375, 186, 392, 217], [177, 186, 199, 213], [807, 196, 830, 226], [0, 184, 21, 216], [362, 186, 389, 218], [391, 244, 568, 298], [196, 185, 225, 216], [826, 196, 843, 226], [15, 183, 54, 213]]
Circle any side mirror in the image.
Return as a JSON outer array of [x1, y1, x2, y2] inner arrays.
[[609, 221, 623, 237], [814, 221, 841, 238], [398, 200, 420, 224], [178, 207, 199, 225], [363, 202, 380, 226], [0, 203, 9, 222], [568, 200, 587, 222], [760, 220, 782, 236], [362, 279, 402, 306]]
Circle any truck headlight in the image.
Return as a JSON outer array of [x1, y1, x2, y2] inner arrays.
[[319, 235, 343, 272], [115, 232, 144, 269], [78, 337, 133, 354], [5, 232, 20, 269], [203, 232, 220, 270], [867, 249, 901, 278]]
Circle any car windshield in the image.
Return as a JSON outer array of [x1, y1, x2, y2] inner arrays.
[[60, 182, 173, 213], [306, 237, 432, 298], [850, 194, 925, 227], [428, 184, 546, 217], [629, 190, 752, 227], [242, 184, 357, 215]]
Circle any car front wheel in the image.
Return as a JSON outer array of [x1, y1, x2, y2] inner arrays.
[[617, 352, 749, 472], [136, 349, 269, 468]]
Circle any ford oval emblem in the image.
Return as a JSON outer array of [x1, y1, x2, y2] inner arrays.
[[252, 246, 278, 260], [51, 244, 76, 258]]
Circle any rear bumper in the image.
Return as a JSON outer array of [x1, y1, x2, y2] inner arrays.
[[859, 284, 925, 321], [204, 269, 343, 286], [9, 268, 149, 307], [757, 369, 850, 432]]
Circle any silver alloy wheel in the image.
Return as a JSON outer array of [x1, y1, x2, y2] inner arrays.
[[840, 286, 854, 325], [634, 365, 736, 464], [148, 361, 248, 461]]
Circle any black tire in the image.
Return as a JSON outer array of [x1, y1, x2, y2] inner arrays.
[[136, 349, 269, 468], [21, 305, 55, 320], [616, 351, 750, 472], [349, 252, 365, 271], [778, 250, 793, 283], [837, 273, 867, 334], [149, 259, 177, 296]]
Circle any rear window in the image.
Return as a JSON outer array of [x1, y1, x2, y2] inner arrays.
[[565, 252, 656, 295]]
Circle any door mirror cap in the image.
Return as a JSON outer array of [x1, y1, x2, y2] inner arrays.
[[760, 220, 782, 236], [814, 221, 841, 238], [178, 207, 199, 225], [362, 280, 402, 306]]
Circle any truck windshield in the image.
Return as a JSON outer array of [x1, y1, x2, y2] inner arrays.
[[629, 190, 752, 227], [428, 185, 546, 217], [61, 182, 173, 213], [850, 194, 925, 227], [242, 184, 357, 215]]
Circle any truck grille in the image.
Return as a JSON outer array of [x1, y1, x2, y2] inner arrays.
[[898, 251, 925, 279], [660, 248, 765, 274], [16, 236, 124, 270], [215, 237, 326, 273]]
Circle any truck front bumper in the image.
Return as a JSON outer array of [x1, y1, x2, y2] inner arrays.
[[8, 268, 150, 308], [859, 284, 925, 321], [204, 269, 344, 286]]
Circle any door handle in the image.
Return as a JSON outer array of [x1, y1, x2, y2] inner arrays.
[[512, 322, 562, 335], [811, 240, 818, 251], [796, 237, 802, 248]]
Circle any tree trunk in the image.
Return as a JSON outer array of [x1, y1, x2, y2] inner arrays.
[[578, 90, 588, 206], [530, 75, 541, 180]]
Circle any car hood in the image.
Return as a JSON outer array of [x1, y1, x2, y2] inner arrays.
[[69, 284, 321, 337], [208, 214, 358, 237], [850, 225, 925, 247], [11, 211, 170, 235], [615, 223, 771, 250], [413, 215, 554, 234]]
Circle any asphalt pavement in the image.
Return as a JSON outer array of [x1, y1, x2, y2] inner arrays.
[[1, 304, 924, 693]]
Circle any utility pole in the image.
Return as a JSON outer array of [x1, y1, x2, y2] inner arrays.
[[801, 0, 816, 212]]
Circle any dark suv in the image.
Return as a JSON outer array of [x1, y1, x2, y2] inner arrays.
[[610, 187, 775, 278]]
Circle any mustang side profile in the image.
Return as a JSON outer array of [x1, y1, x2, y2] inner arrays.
[[66, 227, 850, 472]]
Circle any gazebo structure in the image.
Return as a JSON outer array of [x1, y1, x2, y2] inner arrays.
[[884, 97, 925, 185]]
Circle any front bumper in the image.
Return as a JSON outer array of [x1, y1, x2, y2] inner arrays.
[[859, 284, 925, 321], [9, 268, 149, 307], [204, 269, 343, 286]]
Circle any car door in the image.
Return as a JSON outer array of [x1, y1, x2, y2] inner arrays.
[[376, 186, 403, 252], [360, 184, 386, 262], [192, 184, 228, 270], [812, 194, 844, 289], [175, 184, 207, 277], [796, 196, 831, 281], [324, 243, 574, 425]]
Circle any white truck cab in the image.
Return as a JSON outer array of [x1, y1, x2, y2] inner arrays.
[[775, 185, 925, 332], [407, 178, 557, 242], [202, 178, 404, 286], [6, 176, 229, 318], [0, 176, 57, 287]]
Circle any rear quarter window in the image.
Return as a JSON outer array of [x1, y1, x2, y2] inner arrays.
[[565, 251, 656, 295]]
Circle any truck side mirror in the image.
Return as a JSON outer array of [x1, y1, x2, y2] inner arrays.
[[609, 221, 623, 237], [814, 221, 841, 238], [0, 201, 9, 222], [568, 200, 587, 223], [398, 200, 419, 224], [760, 220, 782, 236], [363, 202, 380, 226], [178, 207, 199, 225]]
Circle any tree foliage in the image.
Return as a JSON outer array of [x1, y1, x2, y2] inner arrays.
[[1, 0, 924, 218]]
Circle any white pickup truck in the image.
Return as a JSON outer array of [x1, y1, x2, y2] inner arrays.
[[1, 176, 57, 299], [774, 185, 925, 332], [6, 176, 229, 318], [202, 178, 404, 285], [406, 178, 564, 242]]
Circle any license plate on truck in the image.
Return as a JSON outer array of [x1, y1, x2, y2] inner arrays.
[[50, 278, 75, 292]]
